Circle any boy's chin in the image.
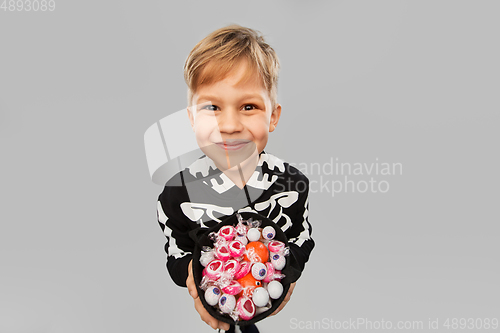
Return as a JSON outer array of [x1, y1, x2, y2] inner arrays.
[[201, 142, 258, 171]]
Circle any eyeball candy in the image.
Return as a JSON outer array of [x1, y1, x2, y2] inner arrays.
[[233, 261, 252, 279], [222, 280, 243, 295], [235, 234, 248, 246], [251, 262, 268, 280], [218, 294, 236, 313], [270, 252, 286, 270], [218, 225, 236, 241], [205, 286, 221, 306], [262, 226, 276, 240], [244, 242, 269, 263], [205, 259, 224, 280], [247, 228, 261, 242], [267, 280, 283, 299], [228, 240, 245, 257], [236, 296, 256, 320], [267, 240, 285, 253], [263, 262, 276, 283], [215, 243, 231, 261], [252, 287, 270, 307]]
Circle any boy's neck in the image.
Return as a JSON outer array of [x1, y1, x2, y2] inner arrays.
[[218, 151, 260, 189]]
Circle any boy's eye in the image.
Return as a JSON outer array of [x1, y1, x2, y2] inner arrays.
[[243, 104, 257, 111], [201, 104, 218, 111]]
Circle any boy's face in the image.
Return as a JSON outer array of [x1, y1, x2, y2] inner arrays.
[[187, 60, 281, 172]]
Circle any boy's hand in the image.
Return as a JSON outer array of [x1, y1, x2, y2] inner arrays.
[[269, 281, 296, 317], [186, 260, 230, 331]]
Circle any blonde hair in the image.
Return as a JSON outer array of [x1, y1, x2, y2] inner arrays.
[[184, 25, 280, 108]]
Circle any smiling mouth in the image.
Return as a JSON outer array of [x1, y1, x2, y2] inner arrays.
[[215, 140, 250, 151]]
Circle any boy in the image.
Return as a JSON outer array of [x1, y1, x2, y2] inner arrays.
[[157, 25, 314, 332]]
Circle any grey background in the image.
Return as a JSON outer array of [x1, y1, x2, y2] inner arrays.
[[1, 1, 498, 332]]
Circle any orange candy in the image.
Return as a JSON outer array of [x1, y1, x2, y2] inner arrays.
[[237, 272, 263, 297], [244, 241, 269, 263]]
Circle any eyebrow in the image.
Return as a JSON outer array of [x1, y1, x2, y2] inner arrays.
[[196, 93, 265, 104]]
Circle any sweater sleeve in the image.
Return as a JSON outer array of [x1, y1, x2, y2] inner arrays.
[[157, 183, 195, 288], [283, 175, 315, 283]]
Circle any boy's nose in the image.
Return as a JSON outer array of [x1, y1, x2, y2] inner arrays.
[[217, 110, 243, 133]]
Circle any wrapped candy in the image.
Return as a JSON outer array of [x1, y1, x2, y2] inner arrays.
[[204, 259, 224, 280], [267, 240, 285, 253], [218, 225, 236, 241], [270, 252, 286, 270], [244, 242, 269, 263], [205, 286, 222, 306], [236, 296, 256, 320], [262, 226, 276, 240], [228, 240, 245, 257], [199, 246, 216, 267], [251, 262, 267, 280], [196, 213, 288, 323], [219, 294, 236, 314], [233, 261, 252, 279], [222, 280, 243, 295]]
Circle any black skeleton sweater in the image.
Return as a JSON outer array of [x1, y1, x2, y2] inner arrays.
[[157, 151, 315, 287]]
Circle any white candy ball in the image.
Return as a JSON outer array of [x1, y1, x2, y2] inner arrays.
[[204, 286, 221, 306], [267, 281, 283, 299], [247, 228, 261, 242], [262, 226, 276, 240], [218, 294, 236, 313], [252, 287, 269, 307], [270, 252, 286, 270], [251, 262, 267, 280], [199, 251, 215, 267]]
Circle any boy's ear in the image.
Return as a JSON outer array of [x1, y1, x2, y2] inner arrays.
[[187, 107, 195, 131], [269, 103, 282, 132]]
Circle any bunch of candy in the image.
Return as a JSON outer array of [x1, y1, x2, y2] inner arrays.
[[198, 214, 288, 322]]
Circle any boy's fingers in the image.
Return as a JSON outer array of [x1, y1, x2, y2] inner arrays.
[[194, 296, 219, 329], [218, 321, 230, 330]]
